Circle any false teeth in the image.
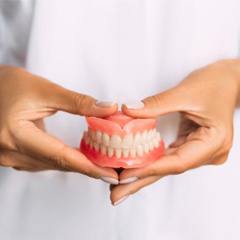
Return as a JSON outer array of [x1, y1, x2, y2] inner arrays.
[[110, 135, 122, 148], [123, 149, 129, 158], [107, 147, 114, 157], [133, 133, 141, 147], [102, 133, 110, 146], [122, 134, 133, 149], [80, 111, 165, 169], [100, 145, 107, 155], [115, 149, 122, 159], [83, 128, 161, 158], [130, 148, 136, 158], [96, 131, 102, 144]]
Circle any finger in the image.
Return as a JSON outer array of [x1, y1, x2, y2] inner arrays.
[[169, 136, 187, 148], [0, 150, 58, 171], [122, 87, 190, 118], [164, 147, 178, 155], [119, 154, 183, 182], [120, 127, 219, 182], [110, 175, 161, 205], [177, 117, 200, 138], [211, 153, 229, 165], [14, 121, 119, 182], [34, 119, 46, 131], [47, 84, 118, 117], [109, 184, 115, 192]]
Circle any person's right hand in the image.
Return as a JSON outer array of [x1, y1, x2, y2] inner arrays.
[[0, 66, 119, 184]]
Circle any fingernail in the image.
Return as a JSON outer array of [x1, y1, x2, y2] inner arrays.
[[124, 101, 144, 110], [96, 101, 115, 108], [120, 176, 138, 184], [101, 176, 119, 185], [113, 195, 129, 206]]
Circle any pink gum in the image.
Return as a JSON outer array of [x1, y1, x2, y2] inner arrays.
[[86, 117, 156, 137]]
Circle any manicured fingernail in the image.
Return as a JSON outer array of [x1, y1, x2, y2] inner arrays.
[[120, 177, 138, 184], [96, 101, 115, 108], [101, 176, 119, 185], [113, 195, 129, 206], [124, 101, 144, 109]]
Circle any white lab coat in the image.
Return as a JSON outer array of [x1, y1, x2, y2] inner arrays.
[[1, 0, 240, 239]]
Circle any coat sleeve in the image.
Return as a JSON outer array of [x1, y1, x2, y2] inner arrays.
[[0, 0, 35, 66]]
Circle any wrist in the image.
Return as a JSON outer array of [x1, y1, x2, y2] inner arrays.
[[213, 59, 240, 106]]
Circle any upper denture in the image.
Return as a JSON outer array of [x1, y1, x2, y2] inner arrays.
[[87, 111, 156, 137]]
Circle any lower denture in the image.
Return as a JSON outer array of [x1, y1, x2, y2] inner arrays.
[[80, 111, 165, 168]]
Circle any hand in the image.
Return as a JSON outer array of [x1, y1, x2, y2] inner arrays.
[[110, 59, 240, 205], [0, 66, 118, 184]]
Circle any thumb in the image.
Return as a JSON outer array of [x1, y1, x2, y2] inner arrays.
[[122, 87, 189, 118], [48, 84, 118, 117]]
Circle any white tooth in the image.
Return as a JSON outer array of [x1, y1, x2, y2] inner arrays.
[[96, 131, 102, 144], [89, 129, 95, 140], [141, 130, 148, 144], [85, 136, 90, 145], [93, 131, 97, 141], [147, 130, 153, 141], [83, 131, 90, 145], [133, 133, 141, 146], [107, 147, 114, 157], [122, 134, 133, 149], [89, 141, 93, 149], [152, 129, 157, 138], [100, 145, 107, 155], [137, 145, 144, 157], [149, 141, 154, 151], [147, 130, 152, 141], [144, 143, 149, 154], [115, 149, 122, 159], [153, 138, 160, 148], [110, 135, 122, 148], [93, 142, 99, 151], [102, 133, 110, 146], [94, 133, 98, 141], [156, 132, 161, 141], [130, 148, 136, 158], [151, 129, 155, 139], [123, 149, 129, 158]]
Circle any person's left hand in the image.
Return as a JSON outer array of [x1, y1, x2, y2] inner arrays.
[[110, 60, 240, 205]]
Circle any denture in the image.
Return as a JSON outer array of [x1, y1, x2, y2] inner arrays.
[[80, 111, 164, 168]]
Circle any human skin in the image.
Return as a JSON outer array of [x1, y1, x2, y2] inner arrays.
[[1, 60, 240, 205], [110, 59, 240, 205], [0, 66, 119, 184]]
